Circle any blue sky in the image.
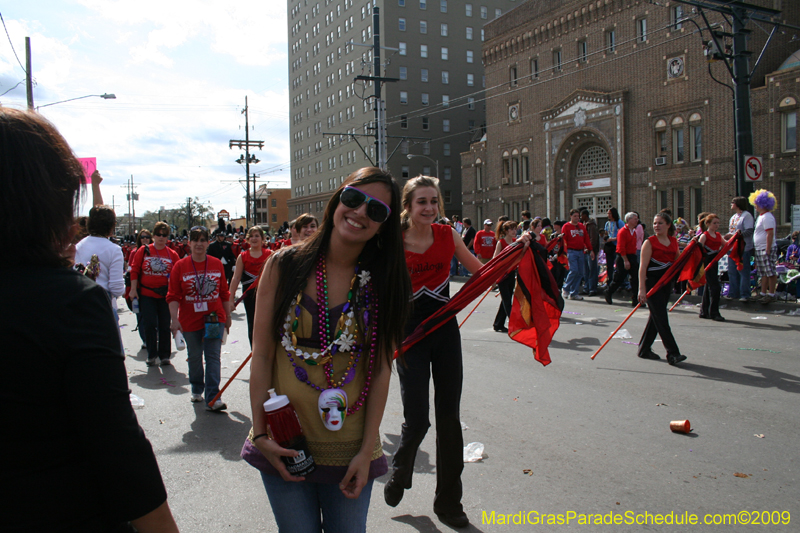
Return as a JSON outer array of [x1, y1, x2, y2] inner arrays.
[[1, 0, 289, 217]]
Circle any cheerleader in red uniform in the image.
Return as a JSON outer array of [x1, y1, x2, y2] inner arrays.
[[229, 226, 272, 346], [637, 213, 687, 366], [384, 176, 529, 529], [698, 213, 729, 322]]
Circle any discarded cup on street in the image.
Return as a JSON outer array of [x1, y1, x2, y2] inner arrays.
[[670, 420, 691, 434], [463, 442, 484, 463]]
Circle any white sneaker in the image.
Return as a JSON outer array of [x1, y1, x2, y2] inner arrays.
[[569, 294, 584, 300], [206, 400, 227, 412], [738, 297, 748, 303], [190, 393, 203, 403], [562, 290, 569, 299]]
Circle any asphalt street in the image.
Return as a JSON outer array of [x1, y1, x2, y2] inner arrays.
[[119, 283, 799, 532]]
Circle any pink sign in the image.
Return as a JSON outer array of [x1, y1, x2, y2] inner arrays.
[[78, 157, 96, 184]]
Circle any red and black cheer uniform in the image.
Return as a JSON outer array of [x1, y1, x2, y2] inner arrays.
[[239, 248, 271, 345], [493, 237, 517, 331], [638, 235, 682, 360], [390, 223, 465, 518], [700, 231, 724, 319], [130, 244, 180, 362]]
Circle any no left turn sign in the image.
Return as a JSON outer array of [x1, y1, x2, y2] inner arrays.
[[744, 155, 763, 182]]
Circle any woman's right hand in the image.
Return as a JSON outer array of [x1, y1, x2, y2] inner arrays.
[[129, 288, 138, 300], [169, 319, 182, 336], [638, 289, 648, 305], [254, 438, 306, 482]]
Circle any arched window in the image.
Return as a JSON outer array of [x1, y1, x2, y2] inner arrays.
[[511, 148, 520, 184], [475, 158, 483, 189], [689, 113, 702, 162], [521, 147, 530, 183], [576, 145, 611, 177], [502, 150, 511, 183], [671, 116, 685, 163], [780, 97, 797, 152]]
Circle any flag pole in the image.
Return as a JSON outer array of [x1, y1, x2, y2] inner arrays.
[[459, 286, 494, 328], [669, 289, 691, 311], [208, 352, 252, 408], [591, 304, 641, 360]]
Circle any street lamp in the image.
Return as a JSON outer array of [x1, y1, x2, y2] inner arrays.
[[36, 93, 117, 110], [406, 153, 439, 179]]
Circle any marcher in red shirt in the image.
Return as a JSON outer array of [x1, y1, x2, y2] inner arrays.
[[698, 213, 728, 321], [561, 209, 595, 300], [167, 226, 231, 411], [130, 222, 181, 365], [229, 226, 272, 346], [605, 212, 640, 306], [473, 219, 496, 263]]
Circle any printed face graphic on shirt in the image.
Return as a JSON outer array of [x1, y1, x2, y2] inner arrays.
[[144, 257, 170, 275], [481, 236, 494, 246], [182, 272, 222, 301], [318, 388, 347, 431], [569, 228, 585, 238]]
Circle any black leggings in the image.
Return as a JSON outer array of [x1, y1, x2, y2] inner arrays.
[[243, 286, 256, 347], [393, 317, 464, 515], [493, 273, 516, 329], [638, 272, 681, 358], [139, 295, 172, 360], [700, 256, 721, 318]]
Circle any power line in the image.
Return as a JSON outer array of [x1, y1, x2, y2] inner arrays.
[[0, 78, 24, 97], [0, 12, 26, 73]]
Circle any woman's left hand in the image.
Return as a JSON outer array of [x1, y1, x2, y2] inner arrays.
[[225, 313, 232, 332], [339, 451, 371, 499], [518, 232, 533, 249]]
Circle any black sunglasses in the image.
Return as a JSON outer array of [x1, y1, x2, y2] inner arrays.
[[140, 235, 151, 239], [340, 186, 391, 223]]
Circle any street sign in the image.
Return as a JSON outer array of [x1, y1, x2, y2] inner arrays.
[[792, 204, 800, 234], [744, 155, 763, 182]]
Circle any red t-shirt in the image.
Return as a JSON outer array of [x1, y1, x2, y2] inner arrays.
[[167, 255, 231, 332], [473, 230, 496, 259], [616, 226, 637, 256], [405, 224, 455, 318], [130, 244, 180, 298], [561, 222, 592, 251], [241, 249, 271, 290]]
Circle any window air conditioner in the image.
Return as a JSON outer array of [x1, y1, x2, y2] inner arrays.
[[655, 157, 667, 166]]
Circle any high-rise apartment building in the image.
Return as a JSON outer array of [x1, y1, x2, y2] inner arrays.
[[287, 0, 519, 220]]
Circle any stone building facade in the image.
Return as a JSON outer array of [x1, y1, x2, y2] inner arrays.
[[461, 0, 799, 231]]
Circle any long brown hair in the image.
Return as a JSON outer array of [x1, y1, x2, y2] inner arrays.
[[271, 167, 412, 362]]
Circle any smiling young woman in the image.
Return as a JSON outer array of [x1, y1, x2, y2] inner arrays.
[[242, 167, 411, 532]]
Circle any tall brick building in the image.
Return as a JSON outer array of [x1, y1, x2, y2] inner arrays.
[[461, 0, 799, 231], [287, 0, 520, 221]]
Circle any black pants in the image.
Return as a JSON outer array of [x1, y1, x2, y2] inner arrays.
[[393, 317, 464, 515], [604, 243, 617, 284], [700, 256, 721, 318], [638, 272, 681, 358], [243, 287, 256, 347], [493, 273, 516, 330], [607, 254, 639, 303], [139, 295, 172, 360]]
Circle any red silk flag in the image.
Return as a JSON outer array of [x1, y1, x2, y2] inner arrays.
[[726, 232, 745, 272], [508, 244, 564, 366], [398, 241, 552, 359], [679, 242, 706, 289]]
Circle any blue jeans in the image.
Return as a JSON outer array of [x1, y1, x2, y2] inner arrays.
[[585, 253, 598, 292], [726, 249, 752, 299], [183, 329, 222, 404], [564, 249, 586, 296], [261, 473, 373, 533], [450, 255, 459, 277]]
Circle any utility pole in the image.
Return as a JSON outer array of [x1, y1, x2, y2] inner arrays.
[[674, 0, 794, 198], [229, 96, 263, 228], [121, 176, 139, 236], [25, 37, 33, 110]]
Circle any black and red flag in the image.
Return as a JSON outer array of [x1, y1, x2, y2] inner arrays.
[[507, 242, 564, 366], [398, 241, 563, 367]]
